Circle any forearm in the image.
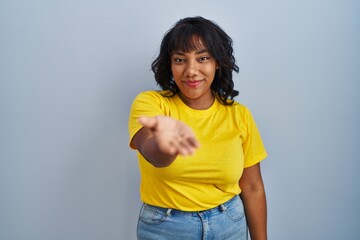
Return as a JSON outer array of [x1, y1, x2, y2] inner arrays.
[[241, 187, 267, 240], [139, 136, 177, 167]]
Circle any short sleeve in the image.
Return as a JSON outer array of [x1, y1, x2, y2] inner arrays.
[[241, 107, 268, 168], [128, 91, 166, 149]]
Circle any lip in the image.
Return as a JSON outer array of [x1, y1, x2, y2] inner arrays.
[[184, 80, 203, 88]]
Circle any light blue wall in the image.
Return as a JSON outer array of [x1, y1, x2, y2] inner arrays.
[[1, 0, 359, 239]]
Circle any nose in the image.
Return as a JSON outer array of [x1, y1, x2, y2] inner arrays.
[[184, 60, 198, 77]]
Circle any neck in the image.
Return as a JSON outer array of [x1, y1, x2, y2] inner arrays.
[[178, 92, 215, 110]]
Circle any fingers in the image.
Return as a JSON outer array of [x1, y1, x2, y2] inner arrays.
[[138, 115, 200, 156], [187, 136, 200, 149], [170, 133, 200, 156], [138, 116, 157, 129], [183, 132, 200, 148], [154, 129, 200, 157]]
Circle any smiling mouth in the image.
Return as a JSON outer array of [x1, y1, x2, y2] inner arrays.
[[184, 80, 202, 88]]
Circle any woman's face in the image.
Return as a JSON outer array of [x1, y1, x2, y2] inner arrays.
[[171, 42, 218, 110]]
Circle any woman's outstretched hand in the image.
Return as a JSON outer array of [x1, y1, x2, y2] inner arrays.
[[138, 116, 200, 156]]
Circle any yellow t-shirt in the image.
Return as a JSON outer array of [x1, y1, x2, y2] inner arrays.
[[128, 91, 267, 211]]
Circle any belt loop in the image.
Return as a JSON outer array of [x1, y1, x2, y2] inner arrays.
[[166, 208, 172, 217], [220, 204, 227, 212]]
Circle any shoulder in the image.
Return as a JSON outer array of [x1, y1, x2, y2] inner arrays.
[[223, 101, 258, 131], [132, 90, 173, 104], [225, 100, 251, 116], [134, 90, 166, 100], [131, 90, 176, 116]]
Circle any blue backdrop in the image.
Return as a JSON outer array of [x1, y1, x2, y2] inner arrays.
[[1, 0, 359, 239]]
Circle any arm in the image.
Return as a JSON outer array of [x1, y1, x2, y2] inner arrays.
[[239, 163, 267, 240], [131, 116, 199, 167]]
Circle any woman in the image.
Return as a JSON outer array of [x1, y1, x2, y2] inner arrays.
[[128, 16, 268, 240]]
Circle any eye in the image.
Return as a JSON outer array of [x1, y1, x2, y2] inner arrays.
[[198, 56, 210, 62], [172, 56, 185, 63], [173, 57, 184, 63]]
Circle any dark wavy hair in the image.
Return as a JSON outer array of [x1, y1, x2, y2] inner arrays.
[[151, 16, 239, 105]]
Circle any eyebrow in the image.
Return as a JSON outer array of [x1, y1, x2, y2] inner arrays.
[[173, 49, 209, 55]]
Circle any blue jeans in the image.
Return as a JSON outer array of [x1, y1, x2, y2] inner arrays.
[[137, 195, 248, 240]]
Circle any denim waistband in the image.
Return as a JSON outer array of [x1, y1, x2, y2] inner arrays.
[[143, 195, 240, 217]]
